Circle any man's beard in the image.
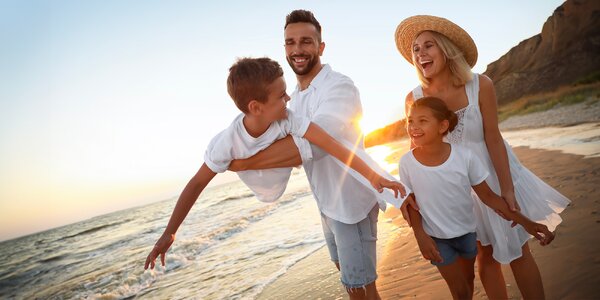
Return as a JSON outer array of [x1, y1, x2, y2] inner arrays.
[[286, 54, 318, 76]]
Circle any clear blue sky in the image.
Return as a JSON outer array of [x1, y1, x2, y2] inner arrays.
[[0, 0, 564, 241]]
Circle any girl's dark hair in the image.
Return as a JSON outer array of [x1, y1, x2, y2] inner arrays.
[[410, 96, 458, 135]]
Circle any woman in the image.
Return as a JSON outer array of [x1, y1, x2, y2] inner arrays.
[[395, 15, 569, 299]]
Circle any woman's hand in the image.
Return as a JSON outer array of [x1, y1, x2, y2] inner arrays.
[[502, 191, 520, 212], [144, 233, 176, 270]]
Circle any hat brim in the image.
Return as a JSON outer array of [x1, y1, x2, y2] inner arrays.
[[395, 15, 478, 68]]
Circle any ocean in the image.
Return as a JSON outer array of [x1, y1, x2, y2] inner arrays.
[[0, 166, 334, 299]]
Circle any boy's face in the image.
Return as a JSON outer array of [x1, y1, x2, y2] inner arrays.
[[261, 76, 290, 122]]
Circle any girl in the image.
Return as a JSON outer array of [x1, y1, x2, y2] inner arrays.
[[400, 97, 554, 300], [395, 15, 569, 299]]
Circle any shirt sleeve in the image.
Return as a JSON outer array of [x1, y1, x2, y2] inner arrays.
[[399, 155, 414, 192], [309, 79, 363, 160], [284, 110, 311, 137], [467, 149, 489, 186], [283, 110, 313, 164], [203, 131, 233, 173]]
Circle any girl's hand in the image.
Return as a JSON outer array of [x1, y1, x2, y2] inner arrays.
[[371, 176, 407, 199], [144, 233, 176, 270], [400, 195, 419, 227], [524, 222, 555, 246], [414, 231, 443, 263]]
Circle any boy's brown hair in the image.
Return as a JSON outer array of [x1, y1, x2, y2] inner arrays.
[[227, 57, 283, 113]]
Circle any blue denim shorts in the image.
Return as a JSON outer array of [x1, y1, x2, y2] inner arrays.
[[320, 205, 379, 289], [431, 232, 478, 266]]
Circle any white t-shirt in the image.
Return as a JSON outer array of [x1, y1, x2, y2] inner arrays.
[[290, 64, 408, 224], [399, 144, 489, 239], [204, 110, 311, 202]]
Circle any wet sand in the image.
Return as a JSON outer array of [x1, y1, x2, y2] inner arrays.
[[258, 124, 600, 299]]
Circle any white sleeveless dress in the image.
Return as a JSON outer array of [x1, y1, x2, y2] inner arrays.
[[412, 74, 570, 264]]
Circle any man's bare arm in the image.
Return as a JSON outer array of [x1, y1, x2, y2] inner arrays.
[[228, 135, 302, 171]]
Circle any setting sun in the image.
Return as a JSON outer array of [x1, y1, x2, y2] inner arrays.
[[359, 116, 385, 135]]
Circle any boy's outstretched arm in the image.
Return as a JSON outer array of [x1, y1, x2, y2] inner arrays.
[[228, 135, 302, 171], [144, 163, 217, 270], [472, 181, 555, 245], [303, 123, 406, 197]]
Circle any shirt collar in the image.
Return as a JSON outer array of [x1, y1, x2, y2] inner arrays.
[[295, 64, 331, 93]]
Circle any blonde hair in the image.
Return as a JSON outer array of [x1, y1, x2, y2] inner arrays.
[[414, 31, 473, 88]]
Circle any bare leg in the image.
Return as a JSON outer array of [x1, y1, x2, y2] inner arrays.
[[346, 281, 380, 300], [437, 257, 476, 300], [509, 243, 545, 300], [477, 242, 509, 299]]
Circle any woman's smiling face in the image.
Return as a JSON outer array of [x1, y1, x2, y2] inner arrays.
[[412, 31, 446, 79]]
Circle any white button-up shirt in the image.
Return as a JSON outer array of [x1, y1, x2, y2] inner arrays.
[[291, 64, 405, 224]]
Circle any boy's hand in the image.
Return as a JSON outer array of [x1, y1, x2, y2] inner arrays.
[[371, 176, 406, 199], [524, 222, 555, 246], [400, 195, 419, 227], [414, 231, 443, 264], [145, 233, 175, 270]]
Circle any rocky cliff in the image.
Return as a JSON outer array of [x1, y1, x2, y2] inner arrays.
[[483, 0, 600, 105]]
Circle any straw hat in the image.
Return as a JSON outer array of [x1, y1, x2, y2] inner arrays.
[[395, 15, 478, 67]]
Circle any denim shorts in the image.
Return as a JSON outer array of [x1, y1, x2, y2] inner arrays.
[[431, 232, 478, 266], [320, 205, 379, 289]]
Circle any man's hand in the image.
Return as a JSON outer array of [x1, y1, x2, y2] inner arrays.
[[144, 233, 175, 270], [228, 159, 246, 172], [371, 176, 407, 199]]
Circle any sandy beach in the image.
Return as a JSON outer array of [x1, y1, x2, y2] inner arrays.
[[258, 106, 600, 299]]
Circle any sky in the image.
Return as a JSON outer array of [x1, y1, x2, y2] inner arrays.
[[0, 0, 565, 241]]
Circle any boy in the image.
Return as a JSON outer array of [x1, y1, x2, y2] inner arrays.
[[144, 57, 407, 269]]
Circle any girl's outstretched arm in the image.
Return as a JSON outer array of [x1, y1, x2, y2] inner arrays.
[[472, 181, 554, 246]]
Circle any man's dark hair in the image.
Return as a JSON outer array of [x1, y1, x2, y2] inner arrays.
[[284, 10, 322, 42]]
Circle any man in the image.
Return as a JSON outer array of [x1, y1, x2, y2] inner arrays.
[[229, 10, 407, 299]]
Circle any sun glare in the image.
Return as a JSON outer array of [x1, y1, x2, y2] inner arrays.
[[359, 116, 384, 135]]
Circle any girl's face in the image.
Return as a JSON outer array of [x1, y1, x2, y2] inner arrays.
[[412, 31, 446, 78], [406, 105, 449, 147]]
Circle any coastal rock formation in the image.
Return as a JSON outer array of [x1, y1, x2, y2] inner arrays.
[[483, 0, 600, 105]]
